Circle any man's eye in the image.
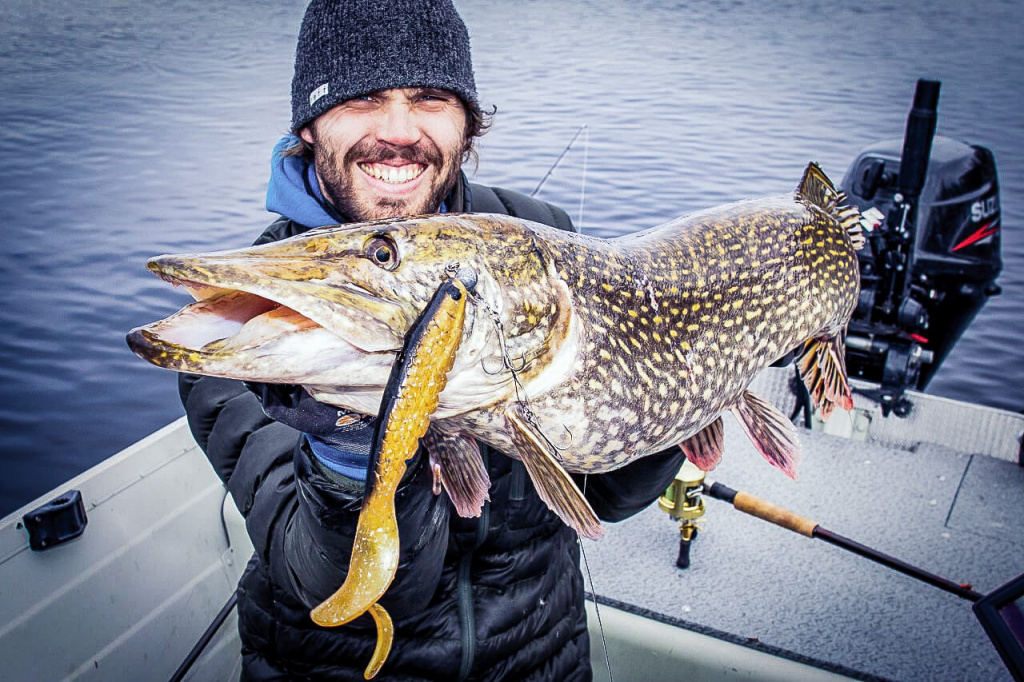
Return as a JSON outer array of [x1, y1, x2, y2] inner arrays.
[[344, 95, 378, 109], [416, 91, 453, 105]]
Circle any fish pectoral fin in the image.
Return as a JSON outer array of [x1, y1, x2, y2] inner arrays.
[[795, 334, 854, 420], [678, 417, 725, 471], [423, 428, 490, 518], [505, 403, 604, 540], [730, 390, 801, 479]]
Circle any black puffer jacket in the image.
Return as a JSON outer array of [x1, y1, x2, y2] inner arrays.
[[180, 178, 685, 681]]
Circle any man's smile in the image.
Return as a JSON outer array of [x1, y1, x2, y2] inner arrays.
[[358, 162, 427, 185]]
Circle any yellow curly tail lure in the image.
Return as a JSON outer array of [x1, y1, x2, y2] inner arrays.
[[310, 271, 472, 679]]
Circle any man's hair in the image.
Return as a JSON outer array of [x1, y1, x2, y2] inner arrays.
[[284, 96, 495, 168]]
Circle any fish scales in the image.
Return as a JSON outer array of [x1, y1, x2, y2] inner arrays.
[[128, 162, 863, 541], [452, 194, 860, 471]]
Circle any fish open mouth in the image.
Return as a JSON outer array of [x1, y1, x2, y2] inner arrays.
[[126, 252, 411, 384], [134, 287, 320, 356]]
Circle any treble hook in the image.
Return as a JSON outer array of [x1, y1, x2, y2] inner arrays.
[[506, 354, 528, 373], [481, 355, 507, 376], [480, 349, 528, 376], [553, 424, 574, 452]]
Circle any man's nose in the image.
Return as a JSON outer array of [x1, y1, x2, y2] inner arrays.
[[374, 104, 422, 147]]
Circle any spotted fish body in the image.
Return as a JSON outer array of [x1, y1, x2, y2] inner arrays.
[[456, 189, 861, 474], [128, 163, 863, 540]]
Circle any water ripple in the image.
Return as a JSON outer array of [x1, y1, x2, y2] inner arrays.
[[1, 0, 1022, 514]]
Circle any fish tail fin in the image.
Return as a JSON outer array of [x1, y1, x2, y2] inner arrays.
[[795, 334, 854, 420], [797, 162, 866, 251]]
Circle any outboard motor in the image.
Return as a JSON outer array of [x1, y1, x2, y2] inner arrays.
[[840, 79, 1002, 416]]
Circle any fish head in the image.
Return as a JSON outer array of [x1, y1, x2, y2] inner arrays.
[[127, 213, 574, 415]]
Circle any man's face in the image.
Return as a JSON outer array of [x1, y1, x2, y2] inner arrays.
[[300, 87, 468, 221]]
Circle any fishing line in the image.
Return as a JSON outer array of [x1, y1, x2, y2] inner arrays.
[[579, 475, 614, 682], [473, 293, 527, 391], [530, 124, 590, 232], [469, 288, 569, 458], [576, 125, 589, 232], [468, 275, 609, 677]]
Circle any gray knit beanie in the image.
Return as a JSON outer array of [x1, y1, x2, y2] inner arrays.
[[291, 0, 478, 132]]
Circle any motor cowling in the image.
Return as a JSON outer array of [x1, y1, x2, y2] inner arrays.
[[840, 135, 1002, 396]]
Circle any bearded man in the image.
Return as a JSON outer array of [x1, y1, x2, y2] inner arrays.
[[179, 1, 684, 679]]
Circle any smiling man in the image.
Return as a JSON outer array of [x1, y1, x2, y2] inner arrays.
[[300, 87, 468, 221], [178, 0, 684, 680]]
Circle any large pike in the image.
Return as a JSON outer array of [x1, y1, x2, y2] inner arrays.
[[129, 161, 863, 536], [128, 163, 862, 672]]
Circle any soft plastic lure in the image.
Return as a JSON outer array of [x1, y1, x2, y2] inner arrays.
[[310, 271, 473, 679]]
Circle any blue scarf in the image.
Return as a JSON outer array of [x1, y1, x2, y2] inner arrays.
[[265, 134, 344, 228]]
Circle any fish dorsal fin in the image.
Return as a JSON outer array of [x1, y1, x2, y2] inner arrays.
[[730, 390, 801, 479], [795, 335, 854, 420], [505, 402, 604, 540], [678, 417, 724, 472], [796, 162, 866, 250], [423, 428, 490, 518], [796, 162, 838, 210]]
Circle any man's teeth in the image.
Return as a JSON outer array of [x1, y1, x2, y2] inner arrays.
[[360, 163, 425, 184]]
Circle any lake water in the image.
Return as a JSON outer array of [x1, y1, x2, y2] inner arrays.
[[1, 0, 1022, 517]]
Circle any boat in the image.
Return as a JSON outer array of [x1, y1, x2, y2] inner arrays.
[[1, 79, 1022, 681], [1, 369, 1021, 681]]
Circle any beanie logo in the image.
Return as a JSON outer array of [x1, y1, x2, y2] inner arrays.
[[309, 83, 329, 106]]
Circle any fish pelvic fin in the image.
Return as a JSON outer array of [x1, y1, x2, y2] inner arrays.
[[730, 390, 801, 479], [796, 162, 865, 251], [423, 428, 490, 518], [505, 402, 604, 540], [678, 417, 724, 472], [795, 334, 854, 420]]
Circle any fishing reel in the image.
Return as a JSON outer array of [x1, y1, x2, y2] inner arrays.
[[657, 460, 707, 569]]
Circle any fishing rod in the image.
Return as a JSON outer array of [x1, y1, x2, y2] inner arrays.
[[530, 123, 589, 231], [704, 480, 982, 602], [659, 460, 982, 601], [168, 592, 238, 682], [660, 461, 1024, 680]]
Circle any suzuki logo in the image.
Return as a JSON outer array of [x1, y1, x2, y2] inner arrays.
[[971, 195, 999, 222]]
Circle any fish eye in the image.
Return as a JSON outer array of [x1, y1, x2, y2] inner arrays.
[[364, 236, 400, 271]]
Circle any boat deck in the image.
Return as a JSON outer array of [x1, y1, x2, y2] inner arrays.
[[585, 368, 1024, 681], [0, 368, 1021, 680]]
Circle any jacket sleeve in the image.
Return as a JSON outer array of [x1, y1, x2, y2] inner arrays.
[[179, 372, 451, 616], [578, 447, 685, 523], [281, 443, 451, 614]]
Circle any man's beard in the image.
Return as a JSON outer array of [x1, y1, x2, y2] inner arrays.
[[312, 135, 463, 222]]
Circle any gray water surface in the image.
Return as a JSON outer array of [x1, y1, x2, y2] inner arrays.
[[1, 0, 1022, 521]]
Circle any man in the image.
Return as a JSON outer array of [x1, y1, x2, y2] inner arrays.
[[179, 0, 685, 679]]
